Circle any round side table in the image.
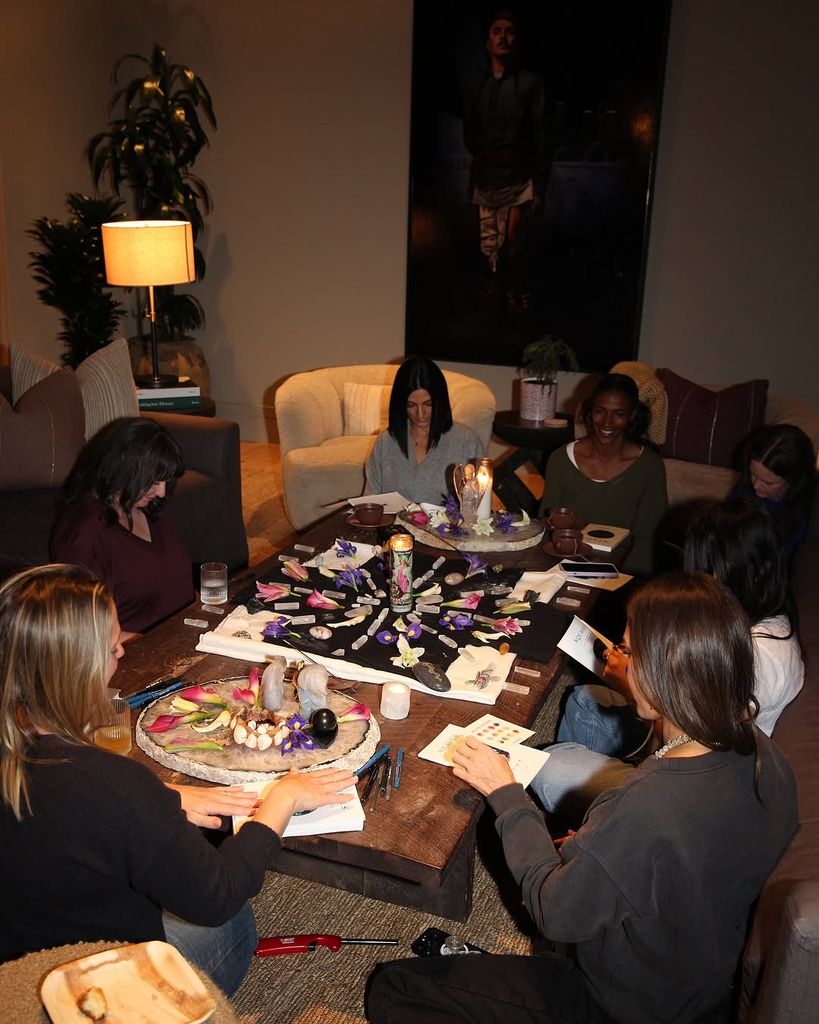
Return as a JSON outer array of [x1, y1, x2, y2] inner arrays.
[[492, 410, 573, 515]]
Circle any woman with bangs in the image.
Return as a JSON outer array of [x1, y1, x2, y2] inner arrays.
[[365, 356, 484, 505], [0, 565, 355, 993], [51, 416, 193, 638], [368, 573, 797, 1024]]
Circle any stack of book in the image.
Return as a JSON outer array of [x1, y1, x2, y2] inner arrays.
[[136, 377, 201, 411]]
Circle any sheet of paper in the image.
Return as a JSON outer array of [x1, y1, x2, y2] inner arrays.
[[464, 713, 535, 748], [348, 492, 409, 515], [418, 724, 549, 788], [510, 569, 564, 604], [232, 782, 364, 837], [556, 615, 612, 678]]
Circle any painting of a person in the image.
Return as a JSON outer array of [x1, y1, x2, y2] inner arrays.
[[464, 8, 546, 317]]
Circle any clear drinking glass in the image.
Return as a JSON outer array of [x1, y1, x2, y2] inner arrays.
[[200, 561, 228, 605], [94, 690, 132, 756]]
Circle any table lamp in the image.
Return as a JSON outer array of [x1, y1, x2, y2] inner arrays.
[[101, 220, 195, 388]]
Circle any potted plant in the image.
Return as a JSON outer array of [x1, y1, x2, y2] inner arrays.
[[86, 44, 216, 342], [28, 193, 126, 367], [518, 336, 579, 421]]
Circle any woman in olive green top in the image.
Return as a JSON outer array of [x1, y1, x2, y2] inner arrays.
[[539, 374, 667, 575]]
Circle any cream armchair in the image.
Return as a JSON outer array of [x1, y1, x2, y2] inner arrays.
[[275, 364, 496, 531]]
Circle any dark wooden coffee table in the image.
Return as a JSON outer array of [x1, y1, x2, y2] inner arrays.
[[116, 512, 601, 921]]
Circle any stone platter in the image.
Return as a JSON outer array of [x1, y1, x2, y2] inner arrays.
[[136, 677, 381, 784], [396, 512, 545, 552]]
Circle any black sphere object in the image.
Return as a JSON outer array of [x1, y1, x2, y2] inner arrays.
[[310, 708, 338, 747]]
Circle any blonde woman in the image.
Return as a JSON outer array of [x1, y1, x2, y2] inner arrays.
[[0, 565, 354, 994]]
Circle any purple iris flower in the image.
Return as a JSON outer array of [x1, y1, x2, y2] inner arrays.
[[376, 629, 399, 645], [445, 492, 460, 516], [464, 553, 487, 577], [334, 538, 357, 559], [496, 512, 517, 534], [406, 622, 422, 640], [334, 567, 363, 591], [263, 619, 291, 639], [439, 612, 473, 631]]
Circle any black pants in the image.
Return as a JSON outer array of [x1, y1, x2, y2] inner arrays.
[[366, 951, 612, 1024]]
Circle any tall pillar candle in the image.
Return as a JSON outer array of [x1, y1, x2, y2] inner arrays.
[[476, 457, 493, 520], [389, 533, 413, 613]]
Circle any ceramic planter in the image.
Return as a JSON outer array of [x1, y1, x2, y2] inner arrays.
[[519, 378, 557, 421]]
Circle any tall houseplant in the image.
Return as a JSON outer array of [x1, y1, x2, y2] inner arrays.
[[28, 193, 126, 367], [519, 336, 579, 421], [86, 44, 216, 340]]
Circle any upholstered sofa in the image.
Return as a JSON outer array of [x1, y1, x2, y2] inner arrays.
[[653, 371, 819, 509], [0, 339, 248, 580], [275, 364, 496, 531]]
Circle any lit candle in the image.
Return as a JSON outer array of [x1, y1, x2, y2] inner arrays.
[[476, 457, 493, 520], [389, 533, 413, 613], [380, 681, 411, 720]]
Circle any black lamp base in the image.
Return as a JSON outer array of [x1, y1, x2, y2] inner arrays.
[[134, 373, 180, 389]]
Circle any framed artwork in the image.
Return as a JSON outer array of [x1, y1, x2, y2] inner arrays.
[[405, 1, 673, 371]]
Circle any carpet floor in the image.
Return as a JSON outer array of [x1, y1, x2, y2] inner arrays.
[[234, 442, 573, 1023]]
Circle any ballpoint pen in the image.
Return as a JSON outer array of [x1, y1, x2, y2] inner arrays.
[[125, 677, 186, 709], [355, 743, 391, 779], [379, 755, 391, 798], [360, 764, 380, 805], [393, 747, 405, 788], [384, 757, 395, 801]]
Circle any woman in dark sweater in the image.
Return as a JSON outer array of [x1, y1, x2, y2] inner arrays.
[[0, 565, 355, 994], [367, 573, 797, 1024], [51, 417, 194, 639]]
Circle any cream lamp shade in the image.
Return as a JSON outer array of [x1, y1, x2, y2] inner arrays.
[[101, 220, 195, 286]]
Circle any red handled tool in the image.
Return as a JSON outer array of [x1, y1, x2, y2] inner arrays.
[[256, 934, 398, 956]]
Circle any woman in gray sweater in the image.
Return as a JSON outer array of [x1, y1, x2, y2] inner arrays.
[[367, 573, 797, 1024], [365, 356, 483, 505]]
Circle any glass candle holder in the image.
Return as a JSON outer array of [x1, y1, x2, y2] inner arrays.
[[389, 533, 413, 613]]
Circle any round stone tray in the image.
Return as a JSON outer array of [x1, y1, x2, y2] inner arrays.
[[396, 512, 545, 552]]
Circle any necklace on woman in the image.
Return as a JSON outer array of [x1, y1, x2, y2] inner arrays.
[[654, 732, 692, 759]]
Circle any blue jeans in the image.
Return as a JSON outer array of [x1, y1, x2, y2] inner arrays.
[[557, 683, 649, 757], [529, 742, 636, 829], [163, 902, 258, 997]]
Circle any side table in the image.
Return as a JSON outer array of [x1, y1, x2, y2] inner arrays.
[[492, 410, 573, 515]]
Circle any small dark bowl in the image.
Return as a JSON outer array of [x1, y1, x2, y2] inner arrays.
[[355, 502, 384, 525]]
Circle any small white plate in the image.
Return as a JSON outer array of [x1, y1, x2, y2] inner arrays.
[[41, 940, 215, 1024]]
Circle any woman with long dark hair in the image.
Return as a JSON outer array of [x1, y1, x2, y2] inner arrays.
[[734, 423, 816, 563], [51, 416, 193, 637], [368, 573, 797, 1024], [538, 373, 667, 574], [0, 565, 355, 993], [365, 356, 483, 503]]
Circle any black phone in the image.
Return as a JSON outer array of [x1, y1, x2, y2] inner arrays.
[[559, 560, 619, 578]]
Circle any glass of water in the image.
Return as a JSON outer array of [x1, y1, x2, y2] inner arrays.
[[200, 561, 229, 605]]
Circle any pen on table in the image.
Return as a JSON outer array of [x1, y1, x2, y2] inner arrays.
[[379, 755, 392, 798], [393, 747, 405, 789], [355, 743, 390, 779], [368, 760, 386, 814], [125, 677, 186, 709], [360, 765, 379, 805], [384, 756, 395, 801], [489, 746, 511, 760]]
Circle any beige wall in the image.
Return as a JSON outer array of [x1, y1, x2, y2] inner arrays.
[[1, 0, 816, 443]]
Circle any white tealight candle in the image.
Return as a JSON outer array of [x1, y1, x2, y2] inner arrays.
[[380, 681, 411, 720]]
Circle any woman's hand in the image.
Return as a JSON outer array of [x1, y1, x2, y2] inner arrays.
[[252, 768, 357, 835], [602, 645, 631, 700], [167, 783, 260, 830], [451, 737, 516, 797]]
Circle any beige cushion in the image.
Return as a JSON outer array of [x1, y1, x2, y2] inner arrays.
[[10, 345, 60, 402], [0, 368, 85, 490], [342, 382, 390, 435], [74, 337, 139, 438]]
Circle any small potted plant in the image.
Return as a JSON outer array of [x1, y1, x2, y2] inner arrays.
[[518, 336, 579, 421]]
